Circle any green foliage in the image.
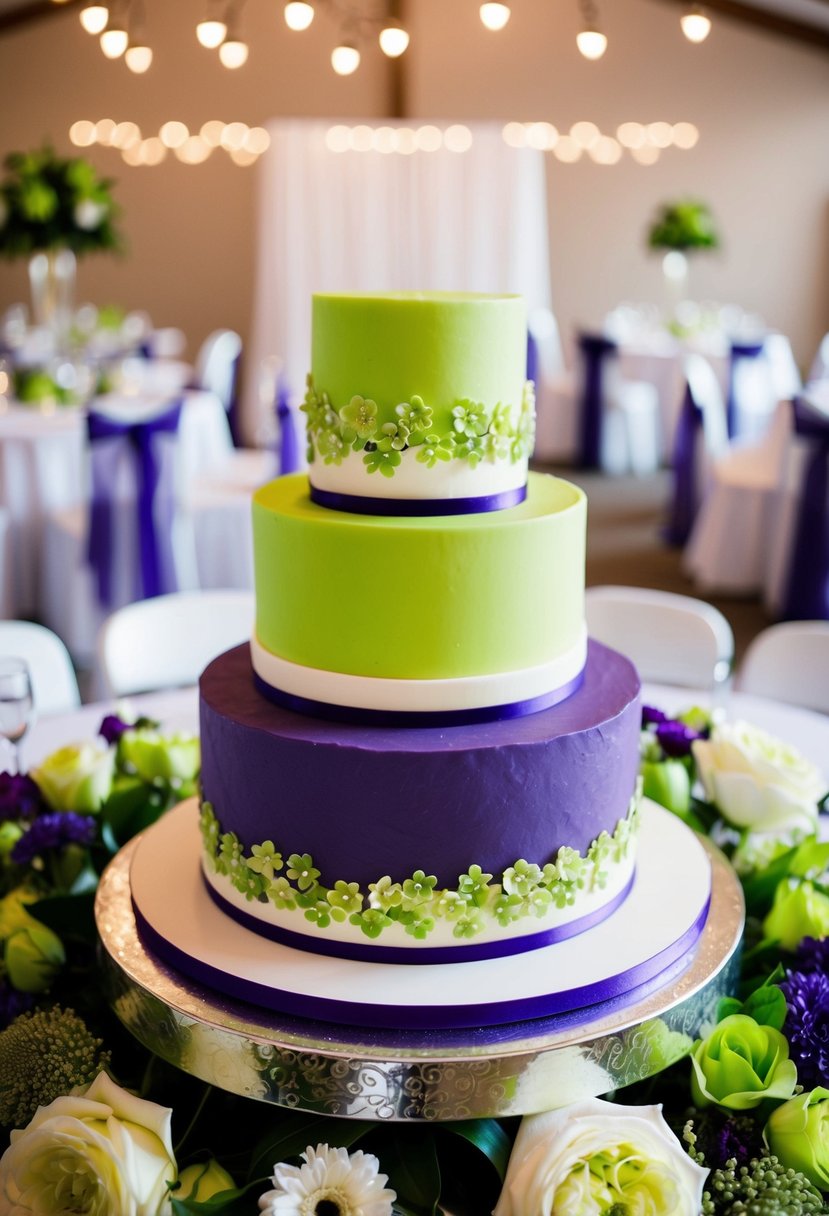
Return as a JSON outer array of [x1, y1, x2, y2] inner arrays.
[[647, 199, 720, 252]]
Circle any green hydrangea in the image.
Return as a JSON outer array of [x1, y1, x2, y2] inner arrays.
[[0, 1007, 111, 1128]]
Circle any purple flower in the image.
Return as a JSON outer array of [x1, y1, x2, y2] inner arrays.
[[642, 705, 668, 727], [0, 772, 44, 822], [655, 719, 704, 759], [98, 713, 131, 745], [712, 1115, 758, 1169], [781, 968, 829, 1090], [794, 936, 829, 976], [0, 979, 35, 1030], [10, 812, 97, 865]]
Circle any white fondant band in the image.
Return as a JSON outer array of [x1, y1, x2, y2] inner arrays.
[[251, 628, 588, 714], [309, 446, 528, 501]]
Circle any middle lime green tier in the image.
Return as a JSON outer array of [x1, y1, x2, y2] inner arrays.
[[253, 472, 586, 681]]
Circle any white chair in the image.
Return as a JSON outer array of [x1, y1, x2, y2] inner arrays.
[[0, 620, 80, 714], [585, 584, 734, 689], [808, 332, 829, 384], [529, 308, 581, 464], [194, 329, 243, 416], [665, 353, 730, 546], [579, 333, 660, 477], [147, 327, 187, 360], [736, 621, 829, 714], [96, 589, 255, 697]]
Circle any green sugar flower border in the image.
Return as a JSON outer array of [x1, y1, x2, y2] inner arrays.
[[199, 790, 641, 942], [300, 376, 537, 478]]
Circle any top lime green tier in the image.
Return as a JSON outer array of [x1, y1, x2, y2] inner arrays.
[[253, 472, 586, 681], [310, 292, 528, 436]]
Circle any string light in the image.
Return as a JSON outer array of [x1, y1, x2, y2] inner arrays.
[[80, 2, 108, 33], [284, 2, 314, 30], [576, 0, 607, 59], [479, 3, 510, 30], [331, 41, 360, 74], [680, 6, 712, 42], [379, 20, 409, 57]]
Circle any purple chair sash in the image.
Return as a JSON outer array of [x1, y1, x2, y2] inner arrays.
[[727, 339, 765, 439], [578, 333, 617, 469], [276, 375, 302, 476], [781, 397, 829, 621], [526, 327, 539, 387], [665, 381, 702, 546], [86, 400, 183, 608]]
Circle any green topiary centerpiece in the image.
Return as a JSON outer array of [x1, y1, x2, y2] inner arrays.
[[647, 199, 720, 253]]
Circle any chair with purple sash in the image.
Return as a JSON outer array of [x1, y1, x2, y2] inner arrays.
[[193, 329, 243, 446], [574, 332, 660, 476], [780, 394, 829, 621], [666, 353, 728, 546], [528, 307, 580, 464], [275, 373, 302, 476], [727, 338, 777, 444]]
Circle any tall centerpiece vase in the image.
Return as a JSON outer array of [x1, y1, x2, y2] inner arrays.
[[28, 248, 77, 344], [662, 249, 690, 313]]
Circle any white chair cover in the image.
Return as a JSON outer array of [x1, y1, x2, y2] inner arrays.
[[736, 621, 829, 714], [0, 620, 80, 715]]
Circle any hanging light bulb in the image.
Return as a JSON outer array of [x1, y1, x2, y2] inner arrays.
[[331, 41, 360, 74], [284, 2, 314, 30], [196, 17, 226, 46], [80, 2, 109, 34], [100, 20, 129, 58], [680, 6, 711, 42], [479, 3, 510, 30], [125, 41, 152, 70], [219, 35, 249, 66], [379, 20, 409, 57], [576, 0, 606, 59]]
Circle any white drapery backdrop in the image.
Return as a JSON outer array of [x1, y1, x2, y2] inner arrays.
[[243, 119, 551, 443]]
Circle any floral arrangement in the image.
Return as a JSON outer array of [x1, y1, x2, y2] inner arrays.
[[647, 199, 720, 253], [0, 146, 121, 259], [301, 377, 536, 477], [0, 704, 828, 1215]]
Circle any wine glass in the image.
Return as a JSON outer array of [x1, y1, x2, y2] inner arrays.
[[0, 658, 35, 774]]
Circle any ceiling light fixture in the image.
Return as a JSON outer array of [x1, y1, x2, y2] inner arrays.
[[378, 19, 409, 57], [80, 2, 109, 34], [284, 2, 314, 31], [100, 22, 129, 58], [331, 40, 360, 74], [479, 3, 510, 31], [196, 0, 227, 47], [125, 41, 152, 71], [219, 35, 249, 67], [576, 0, 607, 60], [680, 5, 712, 42]]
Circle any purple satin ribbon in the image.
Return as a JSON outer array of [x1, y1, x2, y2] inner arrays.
[[665, 381, 702, 547], [202, 868, 635, 965], [86, 400, 183, 608], [227, 350, 242, 447], [131, 889, 711, 1030], [782, 396, 829, 621], [726, 339, 765, 439], [276, 375, 303, 476], [252, 666, 584, 728], [578, 333, 617, 469], [309, 484, 528, 517], [526, 328, 539, 387]]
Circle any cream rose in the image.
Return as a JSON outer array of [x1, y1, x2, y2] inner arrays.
[[494, 1097, 708, 1216], [692, 721, 825, 834], [31, 741, 116, 813], [0, 1071, 177, 1215]]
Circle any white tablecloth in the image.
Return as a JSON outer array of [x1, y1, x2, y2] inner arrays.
[[0, 390, 233, 618]]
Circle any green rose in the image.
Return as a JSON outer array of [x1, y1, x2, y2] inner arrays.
[[0, 888, 65, 992], [31, 742, 115, 813], [765, 1088, 829, 1190], [120, 729, 200, 784], [763, 878, 829, 951], [176, 1159, 235, 1202], [690, 1013, 797, 1110], [641, 758, 692, 817]]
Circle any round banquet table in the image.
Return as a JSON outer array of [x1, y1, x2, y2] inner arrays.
[[0, 389, 233, 618]]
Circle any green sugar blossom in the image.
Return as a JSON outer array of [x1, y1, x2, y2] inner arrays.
[[287, 853, 320, 891], [317, 429, 347, 465], [494, 892, 525, 926], [363, 447, 402, 477], [416, 433, 456, 467], [401, 870, 438, 909], [432, 889, 470, 920], [304, 899, 333, 928], [349, 908, 393, 939], [246, 841, 282, 879], [454, 434, 487, 467], [217, 831, 243, 875], [458, 865, 493, 907], [503, 859, 545, 898], [339, 394, 378, 440], [327, 880, 363, 917], [368, 876, 403, 910], [405, 916, 435, 940], [239, 870, 269, 901], [453, 910, 485, 939], [451, 399, 490, 438], [267, 876, 296, 910], [395, 394, 433, 434]]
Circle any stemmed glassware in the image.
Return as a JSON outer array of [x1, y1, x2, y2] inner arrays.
[[0, 657, 35, 774]]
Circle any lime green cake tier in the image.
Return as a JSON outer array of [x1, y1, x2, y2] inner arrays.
[[304, 293, 533, 497], [252, 472, 585, 683]]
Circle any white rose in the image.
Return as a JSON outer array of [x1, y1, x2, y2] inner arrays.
[[31, 741, 116, 812], [0, 1071, 177, 1215], [692, 720, 825, 834], [74, 199, 107, 230], [494, 1097, 707, 1216]]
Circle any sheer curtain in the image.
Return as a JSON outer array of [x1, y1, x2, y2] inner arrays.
[[243, 118, 551, 443]]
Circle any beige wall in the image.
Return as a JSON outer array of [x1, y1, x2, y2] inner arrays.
[[0, 0, 827, 379]]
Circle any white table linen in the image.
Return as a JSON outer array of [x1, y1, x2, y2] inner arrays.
[[0, 390, 233, 617]]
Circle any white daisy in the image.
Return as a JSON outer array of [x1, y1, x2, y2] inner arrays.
[[258, 1143, 397, 1216]]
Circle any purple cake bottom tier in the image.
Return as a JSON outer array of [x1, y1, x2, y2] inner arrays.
[[198, 641, 642, 960]]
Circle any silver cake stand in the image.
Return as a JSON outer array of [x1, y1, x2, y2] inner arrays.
[[98, 833, 744, 1122]]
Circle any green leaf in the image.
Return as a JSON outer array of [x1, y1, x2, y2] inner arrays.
[[248, 1116, 369, 1182], [743, 983, 787, 1032], [100, 777, 171, 851], [379, 1128, 440, 1216], [441, 1119, 512, 1183], [170, 1180, 266, 1216]]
